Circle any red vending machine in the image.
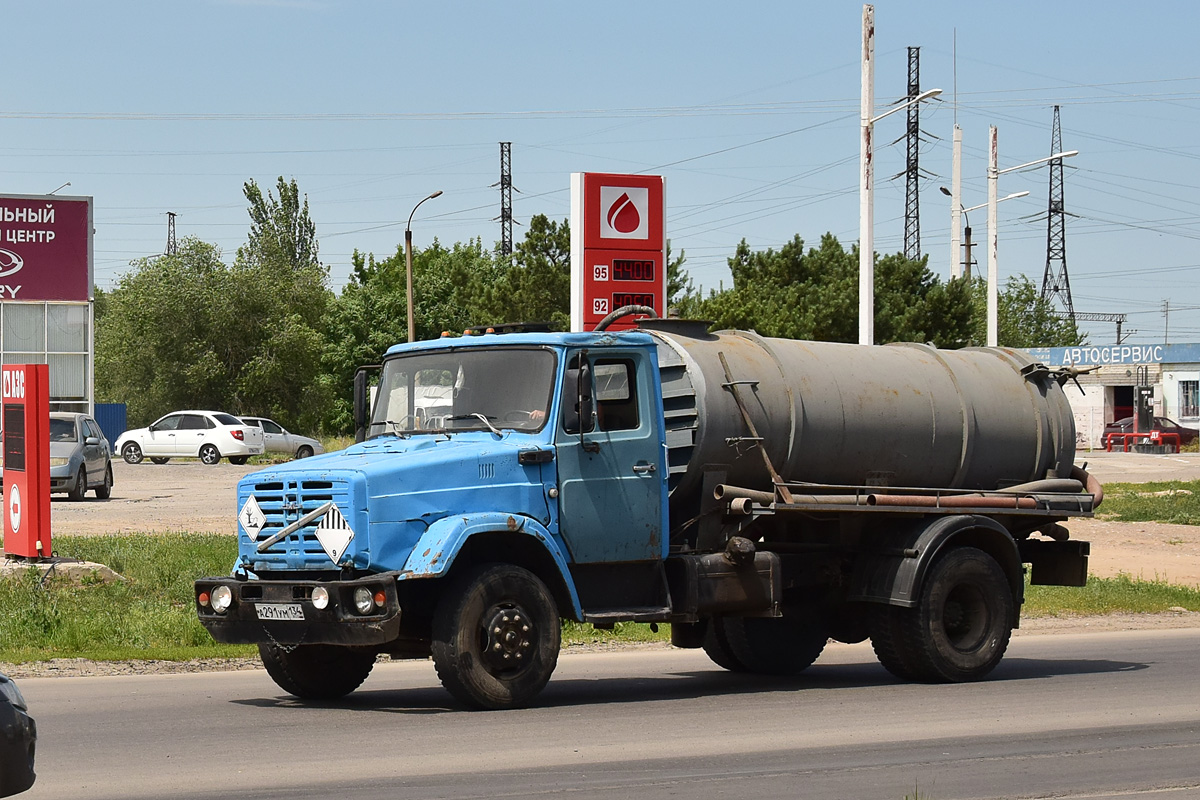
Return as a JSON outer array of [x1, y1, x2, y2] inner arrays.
[[3, 364, 51, 559]]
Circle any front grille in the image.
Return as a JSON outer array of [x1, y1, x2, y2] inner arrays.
[[247, 477, 354, 566]]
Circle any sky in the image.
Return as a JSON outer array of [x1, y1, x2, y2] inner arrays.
[[4, 0, 1200, 345]]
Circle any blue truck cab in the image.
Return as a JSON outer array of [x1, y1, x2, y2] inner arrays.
[[197, 328, 675, 708]]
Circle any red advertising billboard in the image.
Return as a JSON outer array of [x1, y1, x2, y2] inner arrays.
[[570, 173, 665, 331], [0, 194, 93, 302]]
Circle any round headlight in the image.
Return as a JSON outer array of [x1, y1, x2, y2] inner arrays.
[[353, 587, 374, 615], [211, 585, 233, 614], [311, 586, 330, 610]]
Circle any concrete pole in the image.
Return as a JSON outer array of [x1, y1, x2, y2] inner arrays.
[[987, 125, 999, 347], [858, 4, 875, 346], [950, 125, 962, 279]]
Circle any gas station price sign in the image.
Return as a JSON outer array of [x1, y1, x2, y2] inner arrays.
[[570, 173, 666, 332]]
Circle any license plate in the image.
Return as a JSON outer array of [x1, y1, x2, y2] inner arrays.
[[255, 603, 305, 621]]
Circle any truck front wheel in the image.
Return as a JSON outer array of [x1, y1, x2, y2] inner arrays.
[[258, 643, 377, 700], [431, 563, 560, 710], [869, 546, 1014, 683], [704, 616, 827, 675]]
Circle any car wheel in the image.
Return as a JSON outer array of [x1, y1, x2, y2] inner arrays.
[[122, 443, 143, 464], [296, 445, 314, 459], [150, 457, 170, 465], [68, 466, 88, 501], [229, 456, 248, 465], [199, 444, 221, 465], [94, 463, 113, 499]]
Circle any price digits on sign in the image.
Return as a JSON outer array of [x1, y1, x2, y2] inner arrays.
[[612, 292, 655, 309], [612, 259, 655, 282]]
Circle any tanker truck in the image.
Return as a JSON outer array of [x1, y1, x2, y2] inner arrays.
[[195, 318, 1098, 709]]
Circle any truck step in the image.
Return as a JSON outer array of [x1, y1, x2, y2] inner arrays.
[[582, 606, 673, 624]]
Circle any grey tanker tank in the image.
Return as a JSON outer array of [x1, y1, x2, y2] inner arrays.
[[639, 320, 1076, 513]]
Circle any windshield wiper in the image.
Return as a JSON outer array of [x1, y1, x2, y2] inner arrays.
[[445, 413, 501, 436]]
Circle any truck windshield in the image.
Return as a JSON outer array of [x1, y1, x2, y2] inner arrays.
[[368, 347, 557, 438]]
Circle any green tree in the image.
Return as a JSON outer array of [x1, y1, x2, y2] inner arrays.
[[320, 238, 503, 431], [238, 176, 319, 271], [479, 214, 572, 329], [967, 275, 1084, 348], [96, 176, 334, 433], [685, 234, 972, 346]]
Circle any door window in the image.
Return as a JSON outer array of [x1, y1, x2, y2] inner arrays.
[[262, 420, 284, 435]]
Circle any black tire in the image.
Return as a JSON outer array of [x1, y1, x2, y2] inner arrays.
[[708, 616, 827, 675], [150, 457, 170, 465], [296, 446, 314, 459], [229, 456, 248, 465], [431, 563, 560, 710], [122, 443, 143, 464], [94, 464, 113, 499], [702, 619, 748, 672], [870, 546, 1014, 683], [199, 444, 221, 465], [258, 643, 376, 700], [68, 466, 88, 501], [867, 604, 924, 681]]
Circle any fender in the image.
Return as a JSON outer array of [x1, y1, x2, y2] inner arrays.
[[849, 515, 1023, 609], [398, 512, 583, 619]]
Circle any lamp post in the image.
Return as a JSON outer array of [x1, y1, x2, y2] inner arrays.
[[940, 187, 1028, 280], [986, 127, 1077, 346], [405, 190, 443, 344], [859, 5, 941, 344]]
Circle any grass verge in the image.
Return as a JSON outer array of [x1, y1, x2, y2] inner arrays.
[[1095, 480, 1200, 526], [1, 534, 1198, 664]]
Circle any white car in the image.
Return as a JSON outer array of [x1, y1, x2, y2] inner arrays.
[[239, 417, 323, 459], [115, 410, 265, 466]]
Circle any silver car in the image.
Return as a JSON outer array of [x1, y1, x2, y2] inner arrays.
[[239, 417, 323, 459], [49, 412, 113, 500]]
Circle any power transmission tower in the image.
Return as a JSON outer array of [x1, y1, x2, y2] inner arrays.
[[165, 211, 178, 256], [498, 142, 513, 258], [902, 47, 921, 261], [1040, 106, 1074, 318]]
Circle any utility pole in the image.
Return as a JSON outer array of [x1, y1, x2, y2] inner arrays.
[[498, 142, 514, 259], [165, 211, 178, 256], [962, 224, 975, 280], [1040, 106, 1075, 319], [1163, 300, 1170, 344], [902, 46, 921, 261]]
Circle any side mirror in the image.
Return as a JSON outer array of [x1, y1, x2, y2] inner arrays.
[[85, 436, 100, 446], [560, 363, 594, 435]]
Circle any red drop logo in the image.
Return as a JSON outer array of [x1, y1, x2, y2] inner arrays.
[[606, 193, 641, 234]]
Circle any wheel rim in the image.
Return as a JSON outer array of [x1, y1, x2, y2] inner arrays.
[[940, 583, 990, 652], [479, 602, 536, 675], [201, 446, 218, 464], [124, 444, 142, 463]]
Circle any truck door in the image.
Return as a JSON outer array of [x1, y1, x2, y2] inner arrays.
[[554, 350, 666, 563]]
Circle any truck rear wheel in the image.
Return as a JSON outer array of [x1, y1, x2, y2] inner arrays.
[[431, 563, 560, 710], [258, 643, 376, 700], [705, 616, 827, 675], [869, 546, 1013, 683]]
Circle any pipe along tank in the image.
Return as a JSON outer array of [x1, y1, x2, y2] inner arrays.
[[639, 320, 1076, 520]]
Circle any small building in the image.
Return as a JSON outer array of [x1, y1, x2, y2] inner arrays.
[[1025, 343, 1200, 449]]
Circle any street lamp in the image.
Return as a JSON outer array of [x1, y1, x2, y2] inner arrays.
[[405, 190, 443, 344], [939, 187, 1028, 279], [987, 125, 1077, 345], [859, 6, 941, 344]]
